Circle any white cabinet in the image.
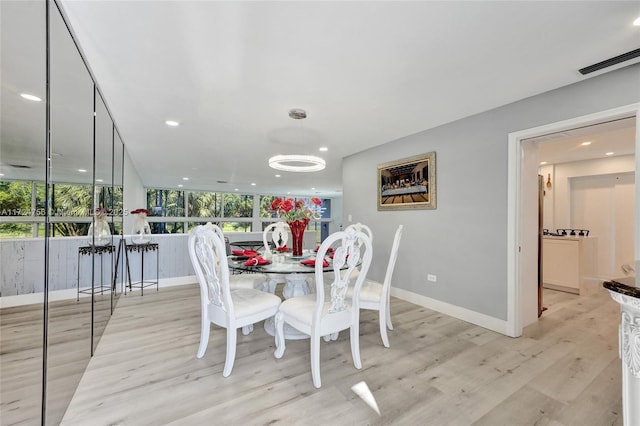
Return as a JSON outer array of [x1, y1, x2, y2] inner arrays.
[[542, 236, 596, 294]]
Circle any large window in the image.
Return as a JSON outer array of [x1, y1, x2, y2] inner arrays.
[[147, 189, 185, 217], [188, 191, 221, 218], [1, 183, 332, 239], [146, 189, 331, 237], [0, 179, 123, 238]]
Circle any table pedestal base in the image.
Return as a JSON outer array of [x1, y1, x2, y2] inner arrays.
[[264, 273, 312, 339], [264, 317, 309, 340]]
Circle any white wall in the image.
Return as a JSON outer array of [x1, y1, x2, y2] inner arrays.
[[540, 155, 635, 279], [343, 63, 640, 328]]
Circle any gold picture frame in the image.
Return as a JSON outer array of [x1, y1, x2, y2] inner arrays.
[[377, 152, 436, 210]]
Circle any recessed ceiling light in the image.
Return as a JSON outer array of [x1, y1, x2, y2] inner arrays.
[[78, 169, 87, 173], [634, 16, 640, 26], [95, 179, 104, 183], [182, 177, 189, 181], [20, 93, 42, 102], [311, 187, 316, 190], [275, 174, 281, 178], [605, 152, 615, 156], [319, 147, 328, 152], [234, 188, 239, 191], [165, 120, 180, 127], [178, 184, 183, 188], [287, 191, 291, 194], [539, 161, 547, 165], [268, 155, 326, 172], [0, 173, 4, 177], [251, 182, 256, 186], [580, 141, 592, 146]]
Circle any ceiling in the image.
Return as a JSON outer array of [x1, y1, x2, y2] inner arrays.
[[4, 1, 640, 196], [536, 116, 636, 165]]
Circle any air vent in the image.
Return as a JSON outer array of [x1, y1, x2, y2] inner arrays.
[[216, 180, 228, 184], [288, 108, 307, 119], [8, 163, 32, 169], [579, 48, 640, 75]]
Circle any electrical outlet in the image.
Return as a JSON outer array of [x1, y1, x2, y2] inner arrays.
[[427, 274, 437, 282]]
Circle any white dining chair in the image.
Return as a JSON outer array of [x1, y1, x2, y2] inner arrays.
[[343, 222, 373, 282], [188, 226, 281, 377], [349, 224, 403, 348], [203, 222, 268, 292], [261, 221, 296, 293], [345, 222, 373, 244], [274, 227, 373, 388], [262, 221, 290, 256]]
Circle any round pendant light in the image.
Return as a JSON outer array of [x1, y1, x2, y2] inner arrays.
[[268, 155, 326, 172]]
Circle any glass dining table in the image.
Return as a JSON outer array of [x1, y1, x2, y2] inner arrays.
[[227, 250, 328, 298], [227, 250, 339, 339]]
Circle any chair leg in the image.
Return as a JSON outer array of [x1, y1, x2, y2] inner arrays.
[[241, 324, 253, 335], [386, 300, 394, 330], [311, 336, 321, 388], [274, 312, 286, 359], [379, 308, 390, 348], [222, 327, 237, 377], [197, 318, 210, 358], [350, 323, 362, 370]]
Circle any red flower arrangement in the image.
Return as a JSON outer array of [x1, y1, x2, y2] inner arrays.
[[270, 197, 322, 222]]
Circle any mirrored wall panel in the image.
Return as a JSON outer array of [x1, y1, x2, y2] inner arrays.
[[46, 4, 95, 424], [0, 1, 46, 425], [1, 1, 128, 424]]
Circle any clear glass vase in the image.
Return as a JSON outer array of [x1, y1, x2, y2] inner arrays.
[[87, 217, 111, 246], [131, 213, 152, 244]]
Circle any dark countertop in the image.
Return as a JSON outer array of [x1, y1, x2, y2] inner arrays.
[[603, 276, 640, 299]]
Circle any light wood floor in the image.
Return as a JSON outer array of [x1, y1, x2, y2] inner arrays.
[[52, 283, 623, 426], [1, 294, 112, 426]]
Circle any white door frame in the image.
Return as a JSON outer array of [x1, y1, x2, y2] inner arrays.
[[506, 103, 640, 337]]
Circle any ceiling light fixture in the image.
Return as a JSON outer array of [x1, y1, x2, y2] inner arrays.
[[580, 141, 592, 146], [319, 147, 328, 152], [178, 184, 183, 188], [269, 108, 326, 172], [78, 169, 87, 173], [634, 16, 640, 26], [20, 93, 42, 102], [182, 177, 189, 181], [605, 152, 615, 156], [539, 161, 548, 165], [269, 155, 326, 172], [251, 182, 256, 186], [165, 120, 180, 126]]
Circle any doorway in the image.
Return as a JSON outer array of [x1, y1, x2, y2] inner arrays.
[[506, 103, 640, 337]]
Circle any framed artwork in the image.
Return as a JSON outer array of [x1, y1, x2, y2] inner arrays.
[[377, 151, 436, 210]]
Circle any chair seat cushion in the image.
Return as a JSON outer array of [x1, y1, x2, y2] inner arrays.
[[346, 279, 382, 303], [279, 294, 352, 325], [229, 288, 281, 317]]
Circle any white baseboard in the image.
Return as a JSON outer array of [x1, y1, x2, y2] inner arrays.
[[390, 287, 510, 336], [0, 276, 197, 309]]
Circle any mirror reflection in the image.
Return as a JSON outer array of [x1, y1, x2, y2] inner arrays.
[[45, 4, 95, 424], [0, 1, 46, 425], [1, 1, 127, 424], [92, 90, 114, 352]]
